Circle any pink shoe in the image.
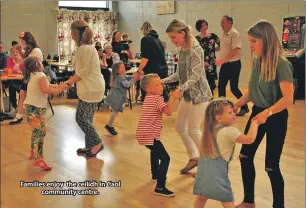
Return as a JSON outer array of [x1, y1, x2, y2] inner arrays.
[[33, 159, 52, 171]]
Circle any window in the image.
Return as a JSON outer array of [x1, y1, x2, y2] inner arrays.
[[59, 1, 109, 10]]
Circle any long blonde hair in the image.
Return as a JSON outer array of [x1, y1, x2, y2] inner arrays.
[[110, 62, 124, 88], [71, 20, 93, 46], [141, 21, 154, 37], [166, 19, 196, 49], [248, 20, 283, 81], [201, 99, 234, 159]]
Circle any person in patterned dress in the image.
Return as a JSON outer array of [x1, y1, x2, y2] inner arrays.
[[195, 19, 220, 96]]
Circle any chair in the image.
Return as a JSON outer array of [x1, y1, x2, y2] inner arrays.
[[126, 87, 132, 110]]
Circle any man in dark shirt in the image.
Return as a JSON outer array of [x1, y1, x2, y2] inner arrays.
[[0, 42, 8, 69]]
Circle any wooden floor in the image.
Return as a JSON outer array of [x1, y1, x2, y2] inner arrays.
[[1, 89, 305, 208]]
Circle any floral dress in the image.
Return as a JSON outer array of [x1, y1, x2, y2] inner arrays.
[[196, 33, 220, 92]]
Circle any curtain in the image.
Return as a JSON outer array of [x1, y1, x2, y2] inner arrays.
[[57, 9, 117, 61]]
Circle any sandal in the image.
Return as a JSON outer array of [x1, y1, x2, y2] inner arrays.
[[180, 158, 198, 174], [33, 159, 52, 171], [86, 143, 104, 158]]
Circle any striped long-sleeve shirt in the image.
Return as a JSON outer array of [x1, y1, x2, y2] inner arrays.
[[136, 94, 167, 145]]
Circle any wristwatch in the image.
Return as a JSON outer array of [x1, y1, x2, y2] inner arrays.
[[267, 108, 273, 117]]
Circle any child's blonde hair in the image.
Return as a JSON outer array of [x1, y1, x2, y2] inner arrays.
[[201, 98, 234, 159], [140, 73, 159, 91], [121, 33, 129, 39], [110, 62, 124, 88]]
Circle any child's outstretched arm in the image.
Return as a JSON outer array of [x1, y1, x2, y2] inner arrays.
[[235, 120, 260, 144], [162, 96, 175, 116], [38, 77, 62, 94], [121, 76, 134, 88]]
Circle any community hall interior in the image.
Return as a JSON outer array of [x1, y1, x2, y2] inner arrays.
[[0, 1, 305, 208]]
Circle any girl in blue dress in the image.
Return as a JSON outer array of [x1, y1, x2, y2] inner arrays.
[[105, 62, 134, 135], [193, 99, 262, 208]]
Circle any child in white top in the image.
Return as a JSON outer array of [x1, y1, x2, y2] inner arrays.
[[193, 98, 262, 208], [23, 56, 62, 171]]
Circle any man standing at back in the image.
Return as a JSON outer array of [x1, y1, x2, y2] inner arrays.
[[217, 15, 249, 116]]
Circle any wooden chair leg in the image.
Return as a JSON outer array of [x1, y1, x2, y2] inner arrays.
[[48, 97, 54, 116], [128, 88, 132, 110], [97, 101, 102, 110]]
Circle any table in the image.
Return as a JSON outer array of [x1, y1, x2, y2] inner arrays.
[[0, 73, 24, 120], [47, 60, 73, 70], [125, 68, 138, 103], [130, 59, 141, 64]]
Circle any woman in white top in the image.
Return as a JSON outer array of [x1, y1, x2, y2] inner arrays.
[[60, 20, 105, 157], [23, 56, 62, 170], [9, 31, 44, 125]]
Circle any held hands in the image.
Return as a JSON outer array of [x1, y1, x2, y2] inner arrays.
[[170, 88, 182, 100], [251, 110, 270, 125], [58, 82, 70, 90], [133, 71, 144, 81], [56, 87, 63, 94], [216, 60, 224, 67]]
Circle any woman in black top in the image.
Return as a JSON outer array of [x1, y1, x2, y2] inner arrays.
[[195, 19, 220, 95], [111, 30, 129, 63], [137, 21, 169, 102]]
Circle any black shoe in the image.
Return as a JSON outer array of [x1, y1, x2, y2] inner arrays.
[[105, 125, 118, 135], [236, 108, 249, 116], [9, 117, 23, 125], [86, 143, 104, 158], [111, 126, 118, 135], [154, 187, 175, 197], [76, 148, 91, 154]]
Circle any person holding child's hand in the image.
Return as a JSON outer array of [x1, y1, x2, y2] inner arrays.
[[163, 19, 213, 174], [235, 21, 294, 208]]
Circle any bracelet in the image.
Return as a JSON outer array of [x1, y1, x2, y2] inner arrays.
[[66, 82, 71, 87]]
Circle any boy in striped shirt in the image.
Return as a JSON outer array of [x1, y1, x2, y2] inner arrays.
[[136, 73, 179, 197]]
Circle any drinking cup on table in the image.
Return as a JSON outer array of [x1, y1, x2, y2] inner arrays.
[[8, 68, 12, 75]]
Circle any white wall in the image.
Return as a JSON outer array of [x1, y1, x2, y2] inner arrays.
[[1, 1, 304, 85], [117, 1, 305, 85], [1, 1, 58, 57]]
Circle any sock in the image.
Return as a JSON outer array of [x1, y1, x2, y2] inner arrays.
[[108, 111, 118, 127]]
